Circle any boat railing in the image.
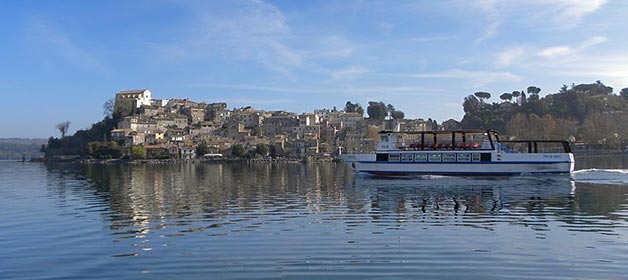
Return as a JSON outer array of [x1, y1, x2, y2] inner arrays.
[[499, 140, 572, 153], [396, 142, 490, 151]]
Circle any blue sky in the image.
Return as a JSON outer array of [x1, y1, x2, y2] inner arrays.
[[1, 0, 627, 138]]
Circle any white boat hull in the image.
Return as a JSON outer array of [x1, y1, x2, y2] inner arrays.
[[341, 152, 574, 176]]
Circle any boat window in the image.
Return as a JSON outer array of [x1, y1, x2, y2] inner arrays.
[[442, 153, 456, 162], [401, 153, 414, 161], [389, 153, 401, 161], [428, 153, 442, 162], [480, 153, 492, 162], [380, 135, 389, 143], [376, 153, 388, 162], [415, 153, 427, 162], [472, 153, 481, 162], [457, 153, 471, 162]]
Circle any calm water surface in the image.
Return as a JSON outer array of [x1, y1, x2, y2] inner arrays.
[[1, 156, 628, 279]]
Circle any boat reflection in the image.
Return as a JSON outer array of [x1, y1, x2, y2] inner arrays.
[[43, 163, 628, 239]]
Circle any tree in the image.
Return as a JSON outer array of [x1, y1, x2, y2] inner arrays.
[[268, 144, 277, 158], [103, 98, 115, 117], [499, 93, 513, 102], [255, 144, 269, 156], [512, 91, 521, 104], [56, 121, 71, 138], [231, 144, 245, 158], [621, 88, 628, 100], [474, 92, 491, 103], [344, 101, 364, 116], [367, 101, 387, 121], [559, 84, 569, 94], [130, 145, 146, 159], [391, 110, 405, 120], [462, 95, 481, 114], [196, 141, 210, 156], [527, 86, 541, 96], [87, 141, 122, 159], [386, 104, 395, 117]]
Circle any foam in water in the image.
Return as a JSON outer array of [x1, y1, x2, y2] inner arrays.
[[573, 168, 628, 185]]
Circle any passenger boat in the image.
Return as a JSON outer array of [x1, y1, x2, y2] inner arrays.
[[340, 130, 574, 176]]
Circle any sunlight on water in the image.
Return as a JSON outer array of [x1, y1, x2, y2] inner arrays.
[[573, 169, 628, 185]]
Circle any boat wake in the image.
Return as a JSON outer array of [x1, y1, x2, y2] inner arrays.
[[573, 169, 628, 185]]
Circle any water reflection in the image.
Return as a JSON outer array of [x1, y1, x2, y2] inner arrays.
[[43, 162, 628, 242], [3, 161, 626, 279]]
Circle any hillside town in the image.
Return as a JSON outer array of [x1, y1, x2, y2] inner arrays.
[[109, 89, 444, 160]]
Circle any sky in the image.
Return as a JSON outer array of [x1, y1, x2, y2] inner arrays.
[[1, 0, 627, 138]]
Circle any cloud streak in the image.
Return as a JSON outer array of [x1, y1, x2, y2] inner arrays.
[[537, 36, 607, 58], [330, 66, 369, 80], [392, 69, 522, 87]]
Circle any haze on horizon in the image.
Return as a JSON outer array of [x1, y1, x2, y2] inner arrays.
[[1, 0, 627, 138]]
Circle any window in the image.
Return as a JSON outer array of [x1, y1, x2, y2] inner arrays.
[[429, 153, 442, 162], [376, 153, 389, 162], [442, 153, 456, 162], [380, 135, 389, 142], [457, 153, 471, 162], [402, 153, 414, 162], [472, 153, 481, 162], [389, 154, 400, 161], [415, 153, 427, 162]]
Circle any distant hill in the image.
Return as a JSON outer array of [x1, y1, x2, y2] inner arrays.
[[0, 138, 47, 159]]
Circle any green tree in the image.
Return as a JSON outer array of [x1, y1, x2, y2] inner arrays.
[[512, 91, 521, 104], [344, 101, 364, 116], [87, 141, 122, 159], [367, 101, 387, 121], [474, 92, 491, 103], [130, 145, 146, 159], [391, 110, 405, 120], [527, 86, 541, 96], [231, 144, 245, 158], [255, 144, 269, 156], [196, 141, 210, 156], [462, 95, 481, 113], [499, 93, 513, 102], [621, 88, 628, 100]]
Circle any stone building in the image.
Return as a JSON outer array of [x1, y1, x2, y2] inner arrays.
[[114, 89, 152, 116]]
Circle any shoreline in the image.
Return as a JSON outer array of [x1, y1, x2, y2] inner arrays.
[[35, 157, 340, 164]]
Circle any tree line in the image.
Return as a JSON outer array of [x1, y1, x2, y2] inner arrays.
[[461, 81, 628, 147]]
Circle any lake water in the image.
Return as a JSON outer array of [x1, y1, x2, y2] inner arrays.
[[1, 156, 628, 279]]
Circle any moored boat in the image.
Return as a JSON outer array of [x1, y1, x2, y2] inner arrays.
[[340, 130, 574, 176]]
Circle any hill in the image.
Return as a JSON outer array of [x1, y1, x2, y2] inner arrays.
[[0, 138, 47, 159]]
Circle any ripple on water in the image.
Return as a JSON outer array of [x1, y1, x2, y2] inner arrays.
[[1, 162, 628, 279]]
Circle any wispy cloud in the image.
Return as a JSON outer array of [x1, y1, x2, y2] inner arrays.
[[330, 66, 369, 80], [496, 47, 527, 67], [471, 0, 607, 43], [534, 55, 628, 87], [537, 36, 607, 58], [551, 0, 607, 27], [192, 0, 302, 76], [392, 69, 522, 87]]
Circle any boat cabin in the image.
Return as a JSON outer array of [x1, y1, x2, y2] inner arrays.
[[375, 130, 572, 163]]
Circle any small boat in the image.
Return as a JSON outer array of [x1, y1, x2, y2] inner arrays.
[[340, 130, 574, 176]]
